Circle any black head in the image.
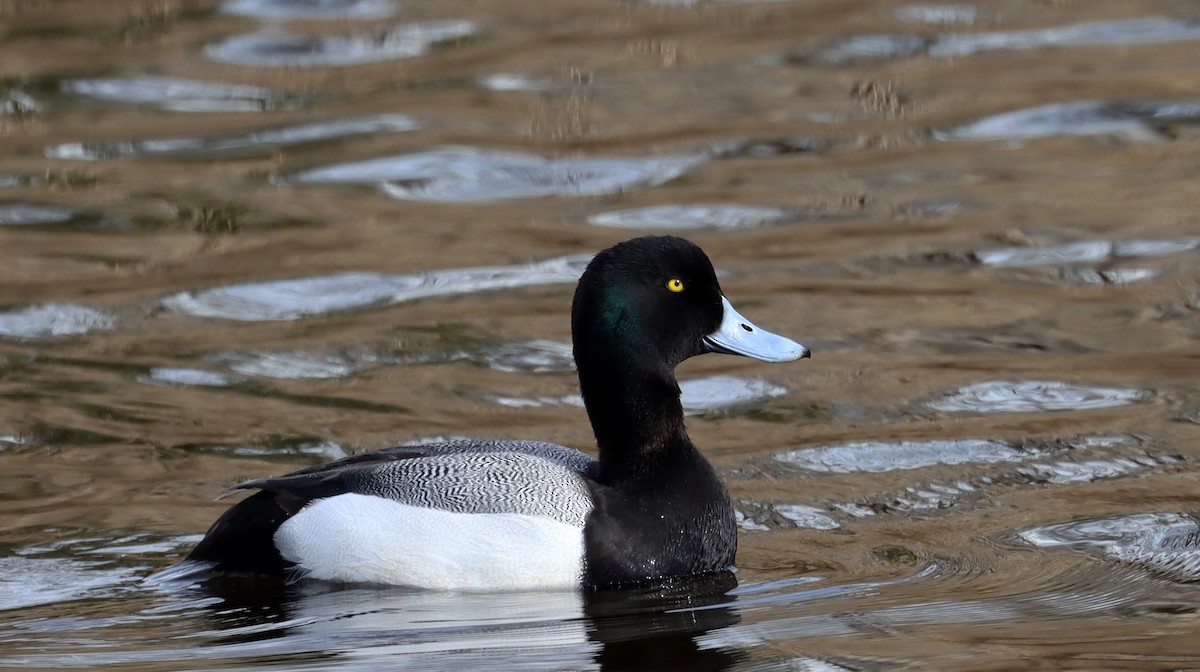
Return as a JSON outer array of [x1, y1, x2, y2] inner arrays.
[[571, 236, 724, 375], [570, 235, 808, 464]]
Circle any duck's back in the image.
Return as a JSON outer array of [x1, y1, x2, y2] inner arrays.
[[167, 440, 598, 589]]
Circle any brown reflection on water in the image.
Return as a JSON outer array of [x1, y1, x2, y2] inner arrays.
[[2, 0, 1200, 669]]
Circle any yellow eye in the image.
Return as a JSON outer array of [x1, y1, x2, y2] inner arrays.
[[666, 278, 685, 293]]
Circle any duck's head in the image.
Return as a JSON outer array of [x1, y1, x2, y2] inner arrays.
[[571, 236, 809, 376]]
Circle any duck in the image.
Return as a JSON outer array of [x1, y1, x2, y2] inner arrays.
[[158, 235, 809, 591]]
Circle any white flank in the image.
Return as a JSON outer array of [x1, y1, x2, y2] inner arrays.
[[275, 494, 585, 590]]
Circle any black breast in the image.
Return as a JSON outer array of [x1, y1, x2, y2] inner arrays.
[[581, 447, 737, 589]]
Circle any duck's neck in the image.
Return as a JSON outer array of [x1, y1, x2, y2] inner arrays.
[[577, 362, 692, 482]]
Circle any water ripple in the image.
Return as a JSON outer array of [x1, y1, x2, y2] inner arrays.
[[738, 501, 841, 531], [0, 203, 75, 226], [893, 5, 981, 25], [220, 0, 400, 20], [938, 100, 1200, 142], [768, 434, 1171, 515], [478, 340, 575, 374], [815, 17, 1200, 63], [1060, 267, 1162, 285], [921, 236, 1200, 285], [61, 76, 295, 113], [477, 73, 553, 92], [206, 21, 476, 68], [0, 557, 141, 611], [776, 439, 1027, 474], [215, 349, 369, 379], [973, 237, 1200, 268], [928, 380, 1150, 413], [846, 451, 1176, 515], [290, 146, 706, 202], [930, 17, 1200, 57], [587, 204, 792, 231], [493, 375, 787, 415], [162, 255, 590, 321], [1019, 513, 1200, 582], [46, 115, 418, 161], [137, 367, 240, 388], [0, 304, 116, 339]]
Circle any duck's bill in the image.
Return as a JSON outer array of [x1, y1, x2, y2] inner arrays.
[[703, 297, 810, 363]]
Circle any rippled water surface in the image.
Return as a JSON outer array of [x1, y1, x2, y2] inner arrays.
[[2, 0, 1200, 669]]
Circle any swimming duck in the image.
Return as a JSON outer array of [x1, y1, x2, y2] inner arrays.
[[163, 236, 809, 591]]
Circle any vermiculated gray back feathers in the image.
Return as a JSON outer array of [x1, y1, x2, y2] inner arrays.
[[391, 439, 596, 472], [361, 452, 593, 525], [238, 439, 597, 527]]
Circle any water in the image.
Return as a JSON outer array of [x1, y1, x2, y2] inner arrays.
[[2, 0, 1200, 669], [205, 21, 478, 68]]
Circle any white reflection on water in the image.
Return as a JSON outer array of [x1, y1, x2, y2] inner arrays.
[[492, 375, 787, 414], [930, 17, 1200, 57], [773, 504, 840, 531], [480, 340, 575, 374], [220, 0, 399, 20], [929, 380, 1150, 413], [0, 304, 116, 339], [162, 254, 591, 321], [972, 237, 1200, 267], [290, 146, 707, 202], [216, 349, 367, 379], [893, 4, 980, 25], [0, 557, 141, 611], [0, 204, 75, 226], [939, 100, 1200, 141], [477, 73, 554, 92], [816, 17, 1200, 63], [46, 115, 419, 161], [206, 21, 477, 68], [61, 76, 292, 113], [776, 439, 1024, 474], [587, 204, 792, 231], [1020, 513, 1200, 582], [770, 434, 1170, 515], [137, 368, 240, 388]]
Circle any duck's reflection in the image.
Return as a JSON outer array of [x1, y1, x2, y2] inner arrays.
[[585, 572, 743, 671], [182, 572, 741, 671]]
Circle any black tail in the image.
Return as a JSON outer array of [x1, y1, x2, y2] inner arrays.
[[185, 490, 299, 577]]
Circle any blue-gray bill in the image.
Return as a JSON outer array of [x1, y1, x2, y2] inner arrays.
[[702, 297, 810, 363]]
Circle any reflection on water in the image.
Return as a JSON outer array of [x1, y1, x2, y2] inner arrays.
[[215, 348, 370, 379], [587, 204, 793, 231], [46, 115, 419, 161], [814, 16, 1200, 63], [290, 146, 707, 202], [138, 367, 241, 388], [220, 0, 401, 21], [2, 527, 1200, 669], [929, 380, 1150, 413], [2, 0, 1200, 668], [0, 560, 742, 672], [893, 5, 981, 26], [1019, 513, 1200, 582], [939, 100, 1200, 142], [60, 76, 297, 112], [162, 255, 590, 321], [206, 21, 478, 68], [491, 375, 788, 415], [0, 203, 75, 226], [972, 238, 1200, 268], [0, 304, 116, 340], [0, 556, 141, 611], [776, 439, 1024, 473]]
